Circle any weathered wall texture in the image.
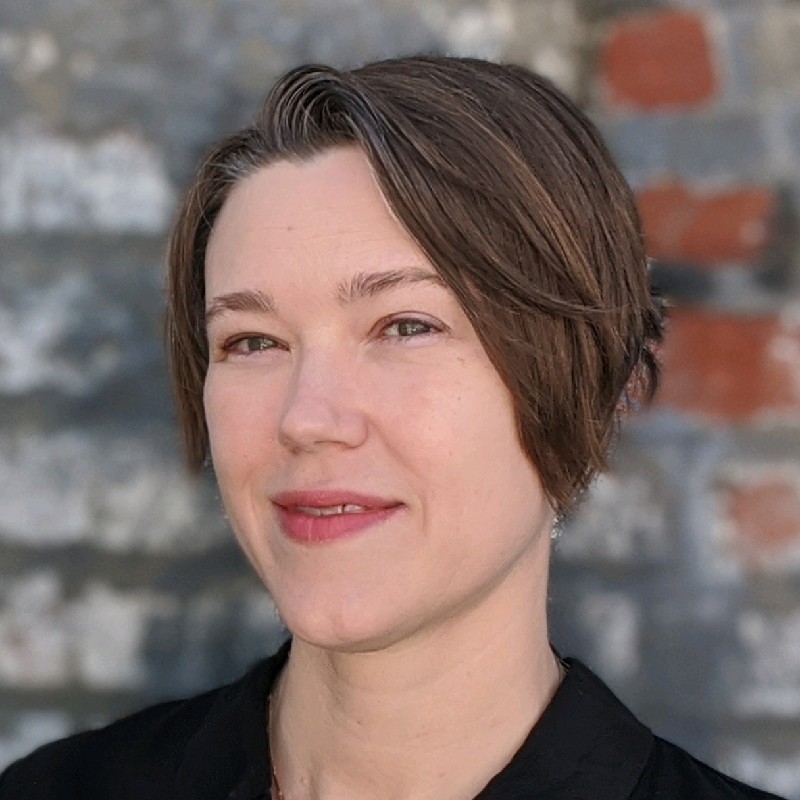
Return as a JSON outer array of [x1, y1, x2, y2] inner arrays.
[[1, 0, 799, 796]]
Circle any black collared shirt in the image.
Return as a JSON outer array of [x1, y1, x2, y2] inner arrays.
[[0, 641, 784, 799]]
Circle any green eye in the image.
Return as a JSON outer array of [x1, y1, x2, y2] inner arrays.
[[385, 319, 435, 337], [246, 336, 277, 351], [221, 335, 282, 356]]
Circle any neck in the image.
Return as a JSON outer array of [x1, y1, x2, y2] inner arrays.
[[269, 568, 560, 800]]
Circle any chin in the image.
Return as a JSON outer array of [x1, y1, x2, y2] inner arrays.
[[274, 592, 425, 655]]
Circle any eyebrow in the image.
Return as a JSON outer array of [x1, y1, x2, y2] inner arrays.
[[205, 288, 276, 325], [337, 267, 446, 304], [205, 267, 446, 326]]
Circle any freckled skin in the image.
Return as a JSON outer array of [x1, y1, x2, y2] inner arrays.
[[203, 147, 554, 654]]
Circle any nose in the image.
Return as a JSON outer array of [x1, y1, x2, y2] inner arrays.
[[277, 349, 369, 453]]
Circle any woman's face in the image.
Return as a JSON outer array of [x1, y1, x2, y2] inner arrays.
[[203, 147, 553, 652]]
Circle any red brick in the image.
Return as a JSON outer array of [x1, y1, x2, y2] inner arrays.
[[600, 9, 717, 110], [724, 477, 800, 550], [637, 182, 775, 267], [716, 470, 800, 572], [657, 308, 800, 421]]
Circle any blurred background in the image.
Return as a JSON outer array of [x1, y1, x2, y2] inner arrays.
[[1, 0, 800, 795]]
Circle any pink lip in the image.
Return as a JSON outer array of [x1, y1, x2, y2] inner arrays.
[[272, 490, 403, 544]]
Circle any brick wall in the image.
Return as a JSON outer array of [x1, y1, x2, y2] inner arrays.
[[1, 1, 799, 796]]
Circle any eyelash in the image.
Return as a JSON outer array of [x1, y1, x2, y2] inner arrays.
[[221, 335, 283, 356], [380, 316, 442, 339], [219, 315, 444, 357]]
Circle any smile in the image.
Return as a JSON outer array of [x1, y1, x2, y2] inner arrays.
[[293, 504, 369, 516]]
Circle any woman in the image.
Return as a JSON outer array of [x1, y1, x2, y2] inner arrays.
[[0, 56, 784, 799]]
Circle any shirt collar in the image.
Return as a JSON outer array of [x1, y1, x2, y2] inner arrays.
[[176, 640, 289, 800], [177, 643, 653, 800], [475, 657, 654, 799]]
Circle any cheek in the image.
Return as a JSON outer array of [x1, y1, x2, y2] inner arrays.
[[405, 367, 544, 532], [203, 370, 282, 473], [374, 376, 461, 470], [382, 370, 495, 468]]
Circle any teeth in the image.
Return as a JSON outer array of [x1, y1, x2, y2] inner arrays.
[[294, 504, 368, 516]]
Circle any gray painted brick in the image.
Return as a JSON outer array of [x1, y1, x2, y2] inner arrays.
[[723, 608, 800, 718], [0, 430, 218, 552], [756, 5, 800, 97], [0, 712, 73, 772], [666, 113, 766, 181], [719, 742, 800, 800], [717, 7, 760, 108], [556, 470, 671, 565], [0, 124, 174, 234], [0, 572, 68, 688], [595, 116, 670, 186]]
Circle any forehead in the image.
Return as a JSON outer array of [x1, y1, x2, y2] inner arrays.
[[205, 147, 422, 280]]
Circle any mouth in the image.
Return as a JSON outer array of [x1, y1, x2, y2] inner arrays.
[[272, 490, 403, 544], [291, 503, 372, 517]]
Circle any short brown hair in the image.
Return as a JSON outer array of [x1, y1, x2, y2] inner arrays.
[[166, 55, 663, 513]]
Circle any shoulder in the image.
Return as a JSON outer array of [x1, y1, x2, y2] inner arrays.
[[553, 658, 785, 800], [0, 646, 282, 800], [0, 686, 223, 800], [630, 735, 786, 800]]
